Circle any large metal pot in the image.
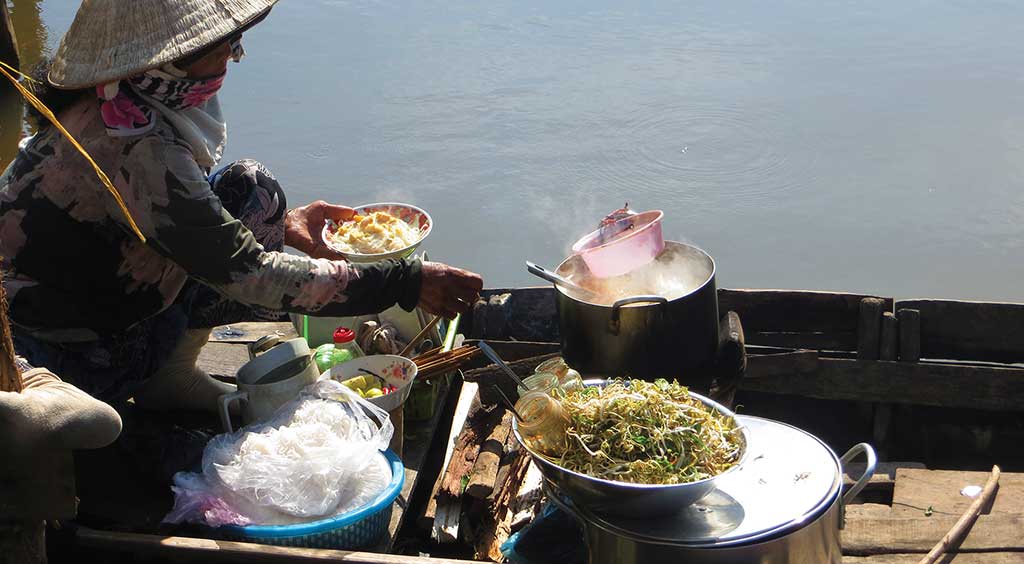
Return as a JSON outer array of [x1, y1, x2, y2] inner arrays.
[[549, 416, 877, 564], [554, 241, 719, 391]]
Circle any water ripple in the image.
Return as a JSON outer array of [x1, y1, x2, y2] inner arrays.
[[585, 101, 819, 210]]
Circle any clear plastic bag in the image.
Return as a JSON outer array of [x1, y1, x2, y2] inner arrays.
[[165, 379, 394, 525]]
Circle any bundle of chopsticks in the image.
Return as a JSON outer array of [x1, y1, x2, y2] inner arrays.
[[412, 345, 480, 380]]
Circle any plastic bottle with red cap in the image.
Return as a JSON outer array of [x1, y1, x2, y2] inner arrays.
[[313, 327, 365, 374]]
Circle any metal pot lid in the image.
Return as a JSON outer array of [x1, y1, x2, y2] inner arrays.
[[572, 415, 841, 547]]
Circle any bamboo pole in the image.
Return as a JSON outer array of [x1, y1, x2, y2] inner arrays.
[[916, 465, 1001, 564], [0, 270, 21, 393], [0, 1, 18, 71]]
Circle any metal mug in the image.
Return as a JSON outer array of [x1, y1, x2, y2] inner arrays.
[[218, 336, 320, 433]]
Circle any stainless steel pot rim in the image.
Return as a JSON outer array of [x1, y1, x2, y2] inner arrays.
[[569, 415, 846, 548], [512, 381, 751, 492], [554, 240, 717, 307]]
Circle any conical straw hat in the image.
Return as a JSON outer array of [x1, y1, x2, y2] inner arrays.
[[49, 0, 278, 89]]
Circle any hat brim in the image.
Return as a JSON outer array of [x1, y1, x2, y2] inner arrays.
[[49, 0, 280, 89]]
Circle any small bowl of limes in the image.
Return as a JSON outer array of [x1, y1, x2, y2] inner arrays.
[[327, 355, 417, 413]]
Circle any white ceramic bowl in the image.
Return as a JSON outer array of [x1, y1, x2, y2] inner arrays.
[[322, 203, 432, 263], [327, 355, 417, 412]]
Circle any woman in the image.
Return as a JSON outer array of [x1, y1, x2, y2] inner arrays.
[[0, 0, 483, 413]]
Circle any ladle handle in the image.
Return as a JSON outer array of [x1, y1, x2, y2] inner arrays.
[[477, 341, 528, 390], [525, 262, 595, 297]]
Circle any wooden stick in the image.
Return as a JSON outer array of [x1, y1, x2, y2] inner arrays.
[[0, 271, 21, 393], [465, 411, 513, 499], [916, 465, 1001, 564], [400, 314, 443, 358]]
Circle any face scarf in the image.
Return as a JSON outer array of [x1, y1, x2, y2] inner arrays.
[[96, 36, 244, 137]]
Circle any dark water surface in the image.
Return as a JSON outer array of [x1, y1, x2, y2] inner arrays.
[[4, 1, 1024, 301]]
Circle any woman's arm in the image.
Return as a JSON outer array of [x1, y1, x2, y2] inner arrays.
[[120, 137, 424, 317]]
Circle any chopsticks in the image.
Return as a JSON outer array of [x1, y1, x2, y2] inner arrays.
[[412, 345, 480, 380]]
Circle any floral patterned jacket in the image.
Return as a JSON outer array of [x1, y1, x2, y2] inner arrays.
[[0, 97, 419, 342]]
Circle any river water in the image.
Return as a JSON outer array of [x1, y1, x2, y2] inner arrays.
[[3, 0, 1024, 301]]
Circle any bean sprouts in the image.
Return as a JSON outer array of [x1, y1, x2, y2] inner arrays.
[[549, 379, 744, 485]]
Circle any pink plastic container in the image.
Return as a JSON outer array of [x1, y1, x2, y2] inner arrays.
[[570, 210, 665, 278]]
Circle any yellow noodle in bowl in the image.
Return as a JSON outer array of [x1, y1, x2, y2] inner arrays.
[[321, 203, 431, 262]]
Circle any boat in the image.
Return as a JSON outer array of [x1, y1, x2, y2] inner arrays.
[[7, 286, 1024, 563]]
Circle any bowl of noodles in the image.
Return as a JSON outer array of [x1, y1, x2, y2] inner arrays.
[[512, 378, 749, 518], [322, 203, 432, 263]]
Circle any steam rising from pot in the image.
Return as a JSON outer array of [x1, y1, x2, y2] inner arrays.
[[559, 242, 712, 306]]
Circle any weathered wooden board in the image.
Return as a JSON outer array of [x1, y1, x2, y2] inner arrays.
[[75, 527, 485, 563], [209, 322, 297, 343], [377, 377, 454, 552], [843, 554, 1024, 563], [473, 287, 903, 351], [843, 462, 927, 499], [841, 514, 1024, 555], [461, 340, 561, 371], [897, 299, 1024, 364], [720, 289, 894, 351], [892, 469, 1024, 517], [741, 357, 1024, 411], [196, 341, 251, 381], [471, 288, 559, 342], [746, 349, 820, 378], [0, 449, 76, 521]]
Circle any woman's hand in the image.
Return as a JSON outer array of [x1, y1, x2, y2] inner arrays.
[[284, 201, 355, 260], [418, 261, 484, 319]]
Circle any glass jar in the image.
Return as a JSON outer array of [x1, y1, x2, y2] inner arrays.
[[515, 390, 568, 456], [516, 371, 562, 398], [535, 357, 583, 392]]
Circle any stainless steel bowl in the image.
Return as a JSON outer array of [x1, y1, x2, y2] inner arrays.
[[512, 379, 750, 518]]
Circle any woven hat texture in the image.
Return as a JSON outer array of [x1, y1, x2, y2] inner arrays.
[[49, 0, 277, 88]]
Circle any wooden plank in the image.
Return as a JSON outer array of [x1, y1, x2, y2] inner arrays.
[[461, 340, 561, 371], [892, 469, 1024, 517], [421, 382, 479, 529], [898, 309, 921, 362], [471, 288, 559, 342], [858, 298, 886, 360], [843, 462, 927, 499], [742, 331, 859, 353], [474, 287, 898, 349], [209, 322, 298, 343], [897, 299, 1024, 364], [740, 357, 1024, 412], [880, 312, 898, 361], [719, 289, 894, 351], [745, 350, 820, 379], [196, 341, 251, 381], [842, 514, 1024, 555], [845, 504, 895, 519], [843, 554, 1024, 563], [0, 449, 76, 521], [75, 527, 485, 563], [377, 377, 453, 553], [711, 311, 746, 408]]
